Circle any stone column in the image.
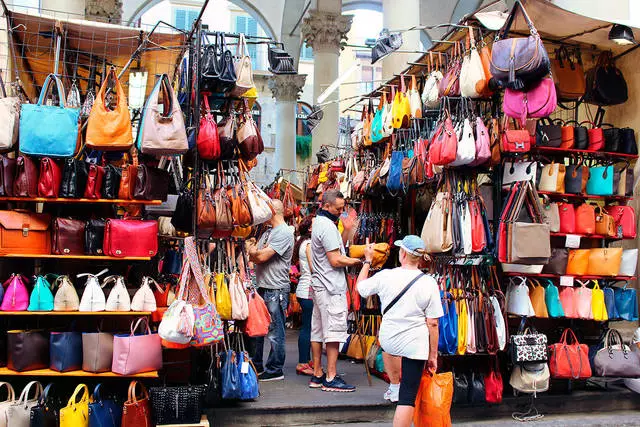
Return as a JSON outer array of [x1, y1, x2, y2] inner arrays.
[[382, 0, 421, 80], [268, 74, 307, 184], [301, 7, 352, 160]]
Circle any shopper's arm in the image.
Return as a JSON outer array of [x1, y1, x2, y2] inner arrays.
[[306, 244, 314, 274], [326, 249, 362, 268], [247, 240, 276, 264], [356, 243, 375, 284], [426, 318, 439, 372]]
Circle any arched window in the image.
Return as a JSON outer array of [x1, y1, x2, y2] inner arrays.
[[296, 102, 313, 159]]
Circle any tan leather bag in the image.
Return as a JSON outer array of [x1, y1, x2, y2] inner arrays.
[[53, 276, 80, 311], [566, 249, 590, 276], [529, 279, 548, 318], [82, 331, 114, 372], [421, 192, 453, 253], [231, 34, 254, 96], [595, 207, 616, 237], [0, 210, 51, 255], [349, 243, 391, 269], [118, 151, 139, 200], [539, 162, 566, 193], [587, 248, 623, 276], [197, 175, 216, 232]]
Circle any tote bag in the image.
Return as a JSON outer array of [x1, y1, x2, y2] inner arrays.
[[506, 277, 535, 317], [112, 317, 162, 375], [575, 280, 593, 320]]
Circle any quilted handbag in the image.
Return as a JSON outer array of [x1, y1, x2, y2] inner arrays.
[[112, 317, 162, 375], [150, 385, 206, 425], [548, 328, 591, 379], [28, 275, 54, 311], [49, 331, 82, 372], [103, 219, 158, 258], [122, 382, 152, 427], [510, 327, 548, 364], [88, 384, 122, 427]]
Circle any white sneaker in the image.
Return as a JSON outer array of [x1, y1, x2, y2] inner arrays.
[[383, 388, 391, 401], [389, 388, 399, 403]]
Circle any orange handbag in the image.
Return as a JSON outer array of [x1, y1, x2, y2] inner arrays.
[[595, 206, 616, 237], [575, 203, 596, 235], [85, 67, 133, 151], [349, 243, 390, 269], [477, 39, 494, 97], [244, 290, 271, 337], [549, 328, 591, 379], [0, 210, 51, 255], [529, 279, 548, 318], [228, 183, 253, 228], [586, 248, 622, 276], [560, 121, 575, 149], [566, 249, 590, 275]]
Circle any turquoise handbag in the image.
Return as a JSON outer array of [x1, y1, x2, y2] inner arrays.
[[28, 275, 54, 311], [542, 279, 564, 318], [19, 74, 80, 157], [586, 165, 613, 195]]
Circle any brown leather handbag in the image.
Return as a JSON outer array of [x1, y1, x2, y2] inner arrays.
[[197, 175, 216, 234], [84, 163, 104, 199], [237, 100, 264, 161], [133, 165, 169, 201], [0, 155, 15, 196], [53, 218, 85, 255], [0, 210, 50, 254], [14, 155, 38, 197], [7, 329, 49, 371], [595, 206, 616, 237], [118, 150, 139, 200], [122, 381, 152, 427], [37, 157, 62, 198], [212, 171, 234, 238], [229, 181, 253, 228], [551, 47, 585, 101]]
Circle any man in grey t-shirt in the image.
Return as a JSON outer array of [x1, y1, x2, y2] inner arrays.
[[247, 199, 294, 381], [309, 190, 362, 392]]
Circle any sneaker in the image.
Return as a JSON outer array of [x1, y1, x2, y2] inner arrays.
[[309, 373, 326, 389], [258, 371, 284, 382], [388, 387, 399, 403], [322, 375, 356, 392], [383, 388, 391, 401]]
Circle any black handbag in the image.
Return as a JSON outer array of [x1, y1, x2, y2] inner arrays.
[[204, 354, 222, 407], [620, 128, 638, 155], [150, 385, 206, 425], [134, 165, 169, 201], [60, 158, 88, 198], [200, 34, 222, 93], [602, 124, 621, 153], [371, 29, 403, 64], [268, 43, 296, 74], [584, 51, 628, 106], [7, 329, 49, 372], [30, 383, 62, 427], [85, 219, 105, 255], [468, 372, 486, 404], [453, 372, 469, 404], [565, 161, 584, 194], [49, 331, 82, 372], [541, 248, 568, 275], [536, 118, 562, 147], [102, 164, 121, 199], [571, 121, 589, 150], [171, 179, 194, 233], [216, 34, 236, 93]]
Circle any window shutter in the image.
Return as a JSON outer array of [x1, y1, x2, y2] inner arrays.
[[247, 18, 258, 61], [175, 9, 186, 31]]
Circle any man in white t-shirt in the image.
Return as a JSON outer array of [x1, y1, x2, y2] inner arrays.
[[357, 235, 443, 427]]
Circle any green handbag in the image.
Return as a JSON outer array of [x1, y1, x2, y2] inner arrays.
[[28, 276, 54, 311]]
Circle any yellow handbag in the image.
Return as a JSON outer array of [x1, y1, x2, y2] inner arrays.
[[215, 272, 232, 320], [348, 243, 390, 269], [59, 384, 89, 427], [391, 78, 411, 129], [318, 163, 329, 183], [529, 279, 548, 318], [454, 289, 468, 355], [586, 248, 623, 276], [591, 280, 608, 321]]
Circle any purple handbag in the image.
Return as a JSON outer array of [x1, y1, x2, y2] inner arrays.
[[112, 317, 162, 375], [0, 274, 29, 311]]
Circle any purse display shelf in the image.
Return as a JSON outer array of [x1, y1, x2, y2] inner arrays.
[[504, 272, 635, 281], [157, 415, 209, 427], [550, 232, 631, 240], [0, 311, 151, 316], [0, 367, 158, 378], [0, 254, 151, 260], [532, 146, 639, 160], [537, 191, 631, 202], [0, 196, 162, 205]]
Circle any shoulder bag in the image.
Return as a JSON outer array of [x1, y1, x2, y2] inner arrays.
[[101, 164, 121, 199], [49, 331, 82, 372], [428, 107, 458, 165], [0, 155, 15, 197], [391, 77, 411, 129], [614, 284, 639, 321], [0, 274, 29, 311], [619, 249, 638, 277], [550, 47, 585, 100], [586, 164, 613, 195], [37, 158, 62, 198], [594, 329, 640, 377], [591, 280, 608, 322], [549, 328, 591, 380], [529, 279, 548, 318], [231, 33, 254, 96], [78, 269, 108, 312], [103, 275, 131, 312], [587, 248, 622, 277], [503, 77, 557, 126], [131, 277, 158, 312], [52, 218, 85, 255], [103, 219, 158, 258], [88, 384, 122, 427], [13, 155, 38, 197], [584, 51, 628, 106], [198, 96, 221, 160], [460, 28, 485, 99], [118, 151, 139, 200], [237, 101, 264, 160], [594, 206, 616, 237], [28, 275, 54, 311], [240, 161, 274, 225], [0, 73, 20, 151], [53, 276, 80, 312], [574, 280, 593, 320], [244, 290, 271, 337], [439, 43, 461, 97], [122, 381, 152, 427], [421, 190, 453, 253]]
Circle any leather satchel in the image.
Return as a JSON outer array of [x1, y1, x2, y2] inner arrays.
[[104, 219, 158, 258], [37, 158, 62, 198], [82, 332, 114, 373], [53, 218, 85, 255], [14, 155, 38, 197], [60, 158, 88, 198], [595, 207, 616, 237], [84, 219, 105, 255], [102, 164, 121, 199], [536, 118, 562, 147], [49, 331, 82, 372], [549, 328, 591, 380], [7, 330, 49, 371], [84, 163, 104, 199], [122, 381, 153, 427], [594, 329, 640, 377], [0, 155, 15, 196], [0, 210, 51, 254], [133, 165, 169, 201]]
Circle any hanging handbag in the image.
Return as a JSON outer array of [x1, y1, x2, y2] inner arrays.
[[0, 156, 15, 197], [172, 180, 195, 233], [470, 117, 491, 166], [88, 384, 122, 427], [150, 385, 206, 425], [468, 372, 486, 404], [60, 158, 88, 199], [586, 165, 613, 195], [575, 280, 593, 320], [215, 272, 232, 321], [131, 277, 158, 312], [608, 205, 636, 238], [104, 275, 132, 312], [584, 51, 628, 106], [506, 277, 534, 317], [136, 74, 188, 155], [28, 275, 54, 311], [438, 44, 461, 97], [112, 317, 162, 375], [103, 219, 158, 258], [529, 279, 548, 318], [218, 115, 237, 160], [240, 160, 274, 225], [614, 285, 639, 321], [29, 383, 60, 427], [20, 74, 79, 157], [13, 155, 38, 197], [7, 330, 49, 371], [450, 118, 476, 167], [408, 75, 422, 118], [593, 329, 640, 377], [586, 248, 623, 276], [78, 269, 108, 312], [86, 67, 133, 151], [84, 219, 105, 255], [594, 206, 616, 237], [452, 372, 469, 404], [53, 218, 85, 255], [535, 118, 562, 148], [620, 128, 637, 155], [538, 162, 565, 193], [551, 47, 585, 100], [229, 270, 248, 321], [121, 382, 152, 427], [0, 274, 29, 311], [220, 349, 241, 400], [133, 165, 169, 201], [237, 104, 264, 161], [228, 182, 253, 228], [49, 331, 82, 372], [510, 325, 548, 364], [6, 381, 43, 426], [82, 331, 114, 373], [548, 328, 591, 380], [198, 96, 221, 160], [619, 249, 638, 277], [460, 29, 486, 99], [575, 203, 596, 235], [503, 77, 557, 126], [53, 276, 80, 312], [542, 279, 564, 318], [439, 288, 458, 355], [428, 110, 458, 165], [0, 74, 19, 152], [231, 33, 254, 96], [421, 191, 453, 253], [502, 161, 537, 186], [392, 78, 411, 128], [541, 248, 568, 275], [37, 158, 62, 198]]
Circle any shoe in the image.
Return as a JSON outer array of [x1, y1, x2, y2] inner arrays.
[[383, 388, 391, 401], [296, 363, 314, 376], [322, 375, 356, 392], [258, 371, 284, 382], [389, 388, 399, 403], [309, 373, 326, 389]]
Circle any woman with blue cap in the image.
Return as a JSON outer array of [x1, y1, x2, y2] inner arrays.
[[356, 235, 443, 427]]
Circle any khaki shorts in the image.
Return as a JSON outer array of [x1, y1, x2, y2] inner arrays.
[[310, 287, 348, 344]]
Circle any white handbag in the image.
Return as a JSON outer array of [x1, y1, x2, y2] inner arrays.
[[619, 249, 639, 277], [459, 31, 485, 98], [408, 75, 422, 118], [421, 69, 443, 108], [509, 363, 550, 396], [6, 381, 42, 427], [103, 275, 131, 312], [382, 102, 393, 138], [78, 269, 108, 312], [131, 277, 158, 312], [0, 76, 20, 151], [450, 118, 476, 166], [229, 271, 249, 320], [53, 276, 80, 311], [158, 300, 195, 344], [490, 296, 507, 351], [230, 34, 254, 96], [538, 163, 565, 193], [0, 382, 15, 427], [421, 192, 453, 253], [506, 276, 535, 317], [245, 179, 275, 225], [501, 263, 544, 274], [502, 161, 537, 186], [158, 216, 176, 236]]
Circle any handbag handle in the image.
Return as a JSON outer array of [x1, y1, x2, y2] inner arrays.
[[37, 383, 54, 407], [130, 316, 151, 336], [18, 381, 43, 406], [92, 383, 105, 403], [66, 384, 88, 409], [496, 0, 539, 40], [95, 67, 127, 115], [37, 74, 67, 107], [127, 381, 149, 403], [0, 382, 15, 403], [77, 268, 109, 282]]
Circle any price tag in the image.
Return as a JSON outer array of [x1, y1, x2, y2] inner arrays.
[[241, 361, 250, 374], [565, 234, 581, 248], [560, 276, 574, 287]]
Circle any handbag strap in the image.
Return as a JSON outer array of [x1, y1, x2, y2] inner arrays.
[[66, 384, 88, 409], [496, 0, 539, 40], [37, 383, 53, 406], [37, 74, 66, 107], [77, 268, 109, 283], [92, 383, 104, 403], [0, 382, 15, 403], [127, 381, 149, 403], [19, 381, 42, 406], [383, 272, 425, 315], [130, 316, 151, 336]]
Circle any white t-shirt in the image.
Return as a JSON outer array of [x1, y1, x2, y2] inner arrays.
[[357, 267, 443, 360], [296, 240, 312, 300]]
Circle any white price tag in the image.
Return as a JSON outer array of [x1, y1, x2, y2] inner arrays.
[[565, 234, 581, 248], [241, 361, 250, 374], [560, 276, 574, 287]]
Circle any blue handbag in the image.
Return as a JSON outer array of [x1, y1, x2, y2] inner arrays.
[[604, 286, 619, 320], [386, 151, 405, 194], [237, 351, 259, 400], [162, 249, 183, 275], [438, 287, 458, 355], [49, 331, 82, 372], [19, 74, 80, 157], [614, 285, 639, 321], [28, 276, 54, 311], [89, 384, 122, 427], [542, 279, 564, 318], [220, 349, 241, 400], [586, 165, 614, 195]]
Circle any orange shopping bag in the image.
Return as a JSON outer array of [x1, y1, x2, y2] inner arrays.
[[413, 371, 454, 427]]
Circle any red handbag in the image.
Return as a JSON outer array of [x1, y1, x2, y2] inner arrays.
[[14, 155, 38, 197], [197, 96, 221, 160], [122, 381, 152, 427], [583, 121, 604, 151], [607, 205, 636, 238], [53, 218, 85, 255], [484, 358, 503, 404], [37, 157, 61, 198], [104, 219, 158, 257], [574, 203, 596, 235], [558, 202, 576, 234], [428, 114, 457, 166], [548, 328, 591, 379], [469, 199, 486, 253], [501, 119, 530, 153], [244, 290, 271, 337], [84, 163, 105, 199]]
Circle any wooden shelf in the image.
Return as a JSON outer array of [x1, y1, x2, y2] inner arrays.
[[0, 254, 151, 260], [550, 232, 631, 240], [0, 311, 151, 316], [504, 272, 635, 281], [533, 146, 639, 160], [0, 196, 162, 205], [0, 367, 158, 378], [537, 191, 632, 202], [158, 416, 209, 427]]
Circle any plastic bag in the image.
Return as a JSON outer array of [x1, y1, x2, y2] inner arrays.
[[413, 371, 454, 427]]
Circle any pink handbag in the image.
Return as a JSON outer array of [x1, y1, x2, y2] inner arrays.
[[503, 77, 557, 126], [112, 317, 162, 375], [0, 274, 29, 311], [575, 280, 593, 320], [559, 286, 577, 318], [469, 117, 491, 166]]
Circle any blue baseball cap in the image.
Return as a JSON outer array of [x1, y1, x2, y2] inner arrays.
[[394, 235, 426, 256]]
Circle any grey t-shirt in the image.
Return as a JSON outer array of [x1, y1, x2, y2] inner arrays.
[[311, 215, 347, 295], [255, 223, 294, 290]]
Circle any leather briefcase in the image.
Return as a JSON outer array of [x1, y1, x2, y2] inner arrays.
[[84, 219, 105, 255], [7, 329, 49, 371], [0, 210, 50, 254], [14, 155, 38, 197], [0, 155, 15, 196], [104, 219, 158, 257], [134, 165, 169, 201], [53, 218, 85, 255]]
